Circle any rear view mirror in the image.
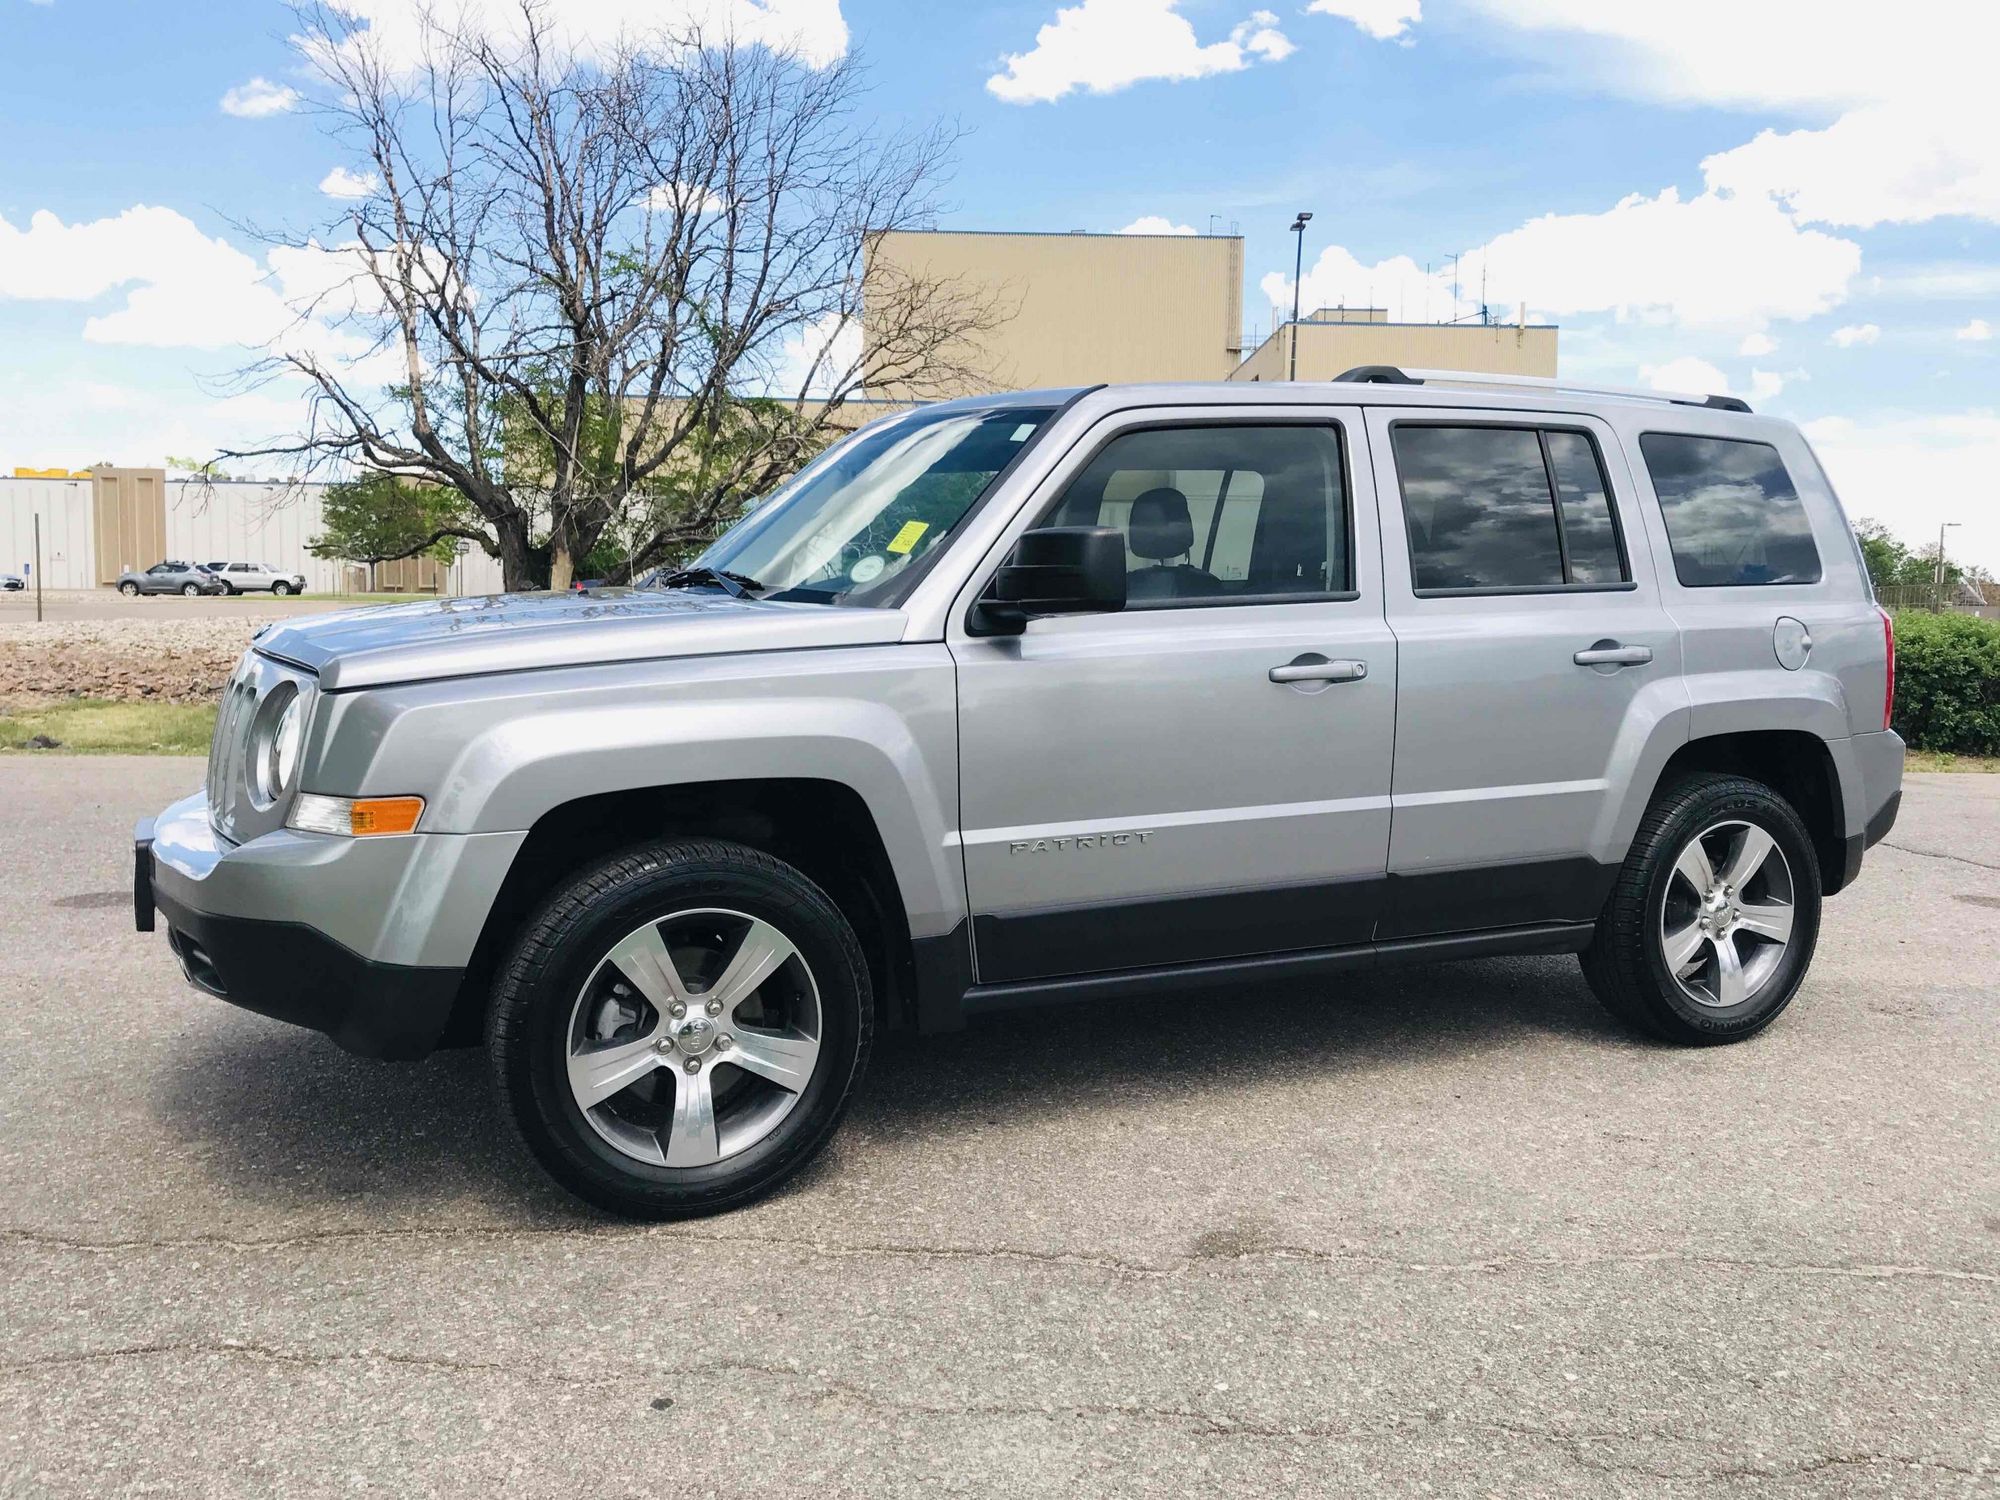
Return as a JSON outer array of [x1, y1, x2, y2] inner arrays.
[[972, 526, 1127, 635]]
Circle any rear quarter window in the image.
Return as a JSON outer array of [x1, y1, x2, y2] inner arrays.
[[1639, 433, 1822, 587]]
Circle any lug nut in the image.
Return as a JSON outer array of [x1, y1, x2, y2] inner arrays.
[[717, 1034, 732, 1051], [669, 1001, 686, 1019], [654, 1037, 674, 1054], [683, 1057, 702, 1074], [705, 999, 722, 1016]]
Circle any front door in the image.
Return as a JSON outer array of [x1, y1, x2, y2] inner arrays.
[[951, 409, 1397, 985], [1368, 408, 1687, 936]]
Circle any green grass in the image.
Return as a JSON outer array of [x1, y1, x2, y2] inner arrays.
[[1905, 748, 2000, 774], [0, 699, 217, 755]]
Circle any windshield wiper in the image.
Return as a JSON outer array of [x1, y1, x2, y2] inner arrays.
[[656, 565, 765, 599]]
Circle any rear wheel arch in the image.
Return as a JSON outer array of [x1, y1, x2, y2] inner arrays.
[[444, 778, 918, 1047], [1644, 730, 1847, 893]]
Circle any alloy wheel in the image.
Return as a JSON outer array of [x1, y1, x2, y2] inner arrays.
[[564, 908, 822, 1168], [1659, 819, 1796, 1007]]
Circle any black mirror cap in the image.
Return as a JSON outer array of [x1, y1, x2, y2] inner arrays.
[[973, 526, 1127, 635]]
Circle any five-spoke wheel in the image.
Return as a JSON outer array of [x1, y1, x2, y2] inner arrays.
[[1659, 820, 1796, 1008], [566, 910, 823, 1169], [488, 840, 872, 1219], [1582, 773, 1821, 1044]]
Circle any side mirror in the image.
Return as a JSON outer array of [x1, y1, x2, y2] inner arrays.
[[972, 526, 1127, 635]]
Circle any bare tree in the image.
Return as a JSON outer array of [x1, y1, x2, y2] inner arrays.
[[225, 1, 1004, 590]]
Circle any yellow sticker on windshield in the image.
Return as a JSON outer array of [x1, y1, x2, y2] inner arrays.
[[886, 520, 929, 554]]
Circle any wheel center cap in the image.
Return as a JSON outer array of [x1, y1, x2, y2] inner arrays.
[[675, 1016, 717, 1055]]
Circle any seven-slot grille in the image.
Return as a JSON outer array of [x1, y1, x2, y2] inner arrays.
[[204, 650, 314, 845]]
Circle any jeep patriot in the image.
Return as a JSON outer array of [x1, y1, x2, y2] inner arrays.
[[133, 368, 1905, 1217]]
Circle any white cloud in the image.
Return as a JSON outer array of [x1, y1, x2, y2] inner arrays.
[[1306, 0, 1420, 41], [1955, 318, 1993, 342], [1637, 358, 1786, 407], [220, 77, 301, 118], [1738, 332, 1776, 357], [1830, 323, 1880, 348], [987, 1, 1293, 105], [1805, 412, 2000, 573], [1640, 356, 1728, 397], [0, 206, 377, 370], [764, 310, 862, 397], [1118, 215, 1197, 235], [1458, 2, 1997, 228], [318, 167, 381, 200], [1262, 186, 1858, 337], [1747, 369, 1787, 403], [641, 182, 730, 214], [312, 0, 849, 74]]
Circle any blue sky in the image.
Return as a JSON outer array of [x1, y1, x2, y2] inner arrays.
[[2, 0, 1995, 565]]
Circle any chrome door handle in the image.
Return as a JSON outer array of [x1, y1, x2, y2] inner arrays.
[[1573, 643, 1653, 667], [1269, 657, 1367, 684]]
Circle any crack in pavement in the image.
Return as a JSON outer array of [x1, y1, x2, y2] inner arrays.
[[1880, 839, 2000, 872], [4, 1225, 1992, 1287]]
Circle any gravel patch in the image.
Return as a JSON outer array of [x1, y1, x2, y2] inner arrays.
[[0, 618, 260, 702]]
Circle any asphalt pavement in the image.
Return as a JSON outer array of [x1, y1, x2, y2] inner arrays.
[[1, 757, 1993, 1497]]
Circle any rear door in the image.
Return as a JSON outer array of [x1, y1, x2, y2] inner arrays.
[[1369, 408, 1687, 937], [951, 406, 1397, 984]]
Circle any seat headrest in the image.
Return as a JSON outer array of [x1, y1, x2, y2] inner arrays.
[[1128, 487, 1194, 561]]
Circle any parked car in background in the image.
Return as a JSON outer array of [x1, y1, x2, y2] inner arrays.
[[203, 561, 307, 596], [116, 561, 228, 597], [135, 370, 1904, 1219], [0, 571, 25, 591]]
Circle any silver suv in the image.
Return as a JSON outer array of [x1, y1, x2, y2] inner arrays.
[[133, 370, 1905, 1218], [204, 561, 307, 596], [116, 561, 228, 597]]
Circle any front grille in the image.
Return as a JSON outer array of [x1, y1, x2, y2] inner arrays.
[[205, 650, 316, 845]]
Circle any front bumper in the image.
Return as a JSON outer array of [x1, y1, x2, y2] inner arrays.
[[135, 793, 523, 1060]]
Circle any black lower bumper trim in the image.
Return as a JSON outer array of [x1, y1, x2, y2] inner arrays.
[[150, 884, 463, 1061], [1865, 789, 1901, 849]]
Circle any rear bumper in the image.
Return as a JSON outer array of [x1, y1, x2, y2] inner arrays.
[[1835, 730, 1904, 890]]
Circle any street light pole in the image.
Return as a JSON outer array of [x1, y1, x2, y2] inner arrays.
[[1288, 211, 1313, 381], [1936, 521, 1961, 611]]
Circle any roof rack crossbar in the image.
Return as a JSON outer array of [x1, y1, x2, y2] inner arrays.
[[1330, 365, 1752, 414]]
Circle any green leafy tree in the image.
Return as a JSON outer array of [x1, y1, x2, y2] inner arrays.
[[307, 473, 484, 586]]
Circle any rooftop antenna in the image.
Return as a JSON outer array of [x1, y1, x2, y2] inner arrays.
[[1450, 252, 1460, 319], [1424, 261, 1431, 323], [1481, 262, 1490, 325], [1208, 213, 1221, 236]]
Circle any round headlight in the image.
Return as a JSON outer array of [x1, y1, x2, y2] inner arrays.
[[268, 693, 305, 800]]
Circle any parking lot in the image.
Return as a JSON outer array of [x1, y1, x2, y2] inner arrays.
[[1, 755, 1993, 1496]]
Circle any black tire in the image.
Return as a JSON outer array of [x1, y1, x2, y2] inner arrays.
[[487, 838, 873, 1218], [181, 582, 201, 596], [1581, 773, 1821, 1044], [271, 581, 292, 596], [118, 581, 139, 597]]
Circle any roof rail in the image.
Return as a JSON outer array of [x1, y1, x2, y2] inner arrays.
[[1331, 365, 1753, 414]]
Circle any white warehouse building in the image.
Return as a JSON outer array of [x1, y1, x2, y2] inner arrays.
[[0, 469, 504, 594]]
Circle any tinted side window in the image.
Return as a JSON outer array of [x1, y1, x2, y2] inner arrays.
[[1640, 433, 1822, 586], [1394, 426, 1562, 590], [1045, 424, 1349, 606], [1545, 432, 1625, 584]]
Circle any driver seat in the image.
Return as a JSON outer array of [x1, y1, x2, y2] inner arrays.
[[1125, 487, 1220, 601]]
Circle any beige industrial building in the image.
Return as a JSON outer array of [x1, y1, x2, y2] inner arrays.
[[861, 230, 1556, 396], [864, 229, 1247, 397], [1230, 305, 1557, 383]]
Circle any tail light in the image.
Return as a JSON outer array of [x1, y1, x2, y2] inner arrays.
[[1877, 606, 1896, 731]]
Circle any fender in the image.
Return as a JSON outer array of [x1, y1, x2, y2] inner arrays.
[[305, 643, 967, 941]]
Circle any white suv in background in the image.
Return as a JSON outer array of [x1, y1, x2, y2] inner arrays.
[[204, 561, 307, 596]]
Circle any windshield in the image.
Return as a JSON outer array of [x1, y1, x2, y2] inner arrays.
[[692, 404, 1055, 605]]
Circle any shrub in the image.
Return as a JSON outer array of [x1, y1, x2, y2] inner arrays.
[[1891, 610, 2000, 755]]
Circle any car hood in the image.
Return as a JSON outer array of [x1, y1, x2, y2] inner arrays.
[[251, 588, 907, 690]]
